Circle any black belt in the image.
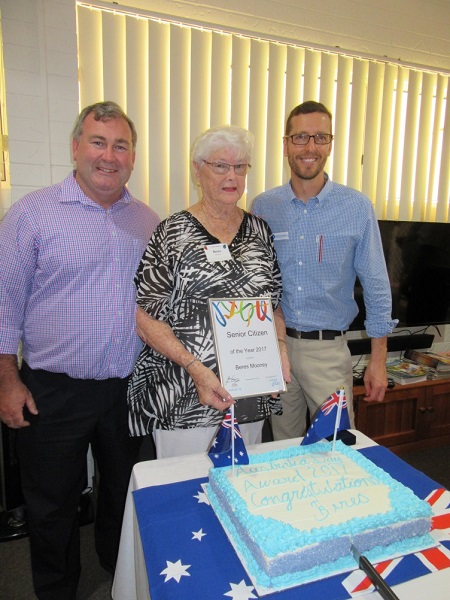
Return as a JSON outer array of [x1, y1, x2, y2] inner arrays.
[[286, 328, 345, 340]]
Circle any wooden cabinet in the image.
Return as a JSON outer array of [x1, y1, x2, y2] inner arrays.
[[354, 378, 450, 454]]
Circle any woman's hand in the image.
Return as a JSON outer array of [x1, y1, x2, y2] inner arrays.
[[187, 361, 235, 412]]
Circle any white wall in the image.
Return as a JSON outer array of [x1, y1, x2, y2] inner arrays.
[[1, 0, 449, 348], [0, 0, 78, 216]]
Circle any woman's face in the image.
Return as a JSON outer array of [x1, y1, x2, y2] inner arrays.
[[194, 148, 247, 207]]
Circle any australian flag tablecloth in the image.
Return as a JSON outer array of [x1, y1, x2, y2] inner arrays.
[[133, 446, 450, 599]]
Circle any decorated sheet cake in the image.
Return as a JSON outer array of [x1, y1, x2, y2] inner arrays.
[[207, 441, 434, 594]]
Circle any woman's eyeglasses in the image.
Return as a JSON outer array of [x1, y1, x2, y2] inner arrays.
[[202, 160, 251, 175]]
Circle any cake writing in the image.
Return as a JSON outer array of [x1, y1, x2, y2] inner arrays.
[[230, 451, 390, 527], [246, 475, 376, 512]]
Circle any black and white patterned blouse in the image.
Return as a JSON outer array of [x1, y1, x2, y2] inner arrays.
[[128, 210, 283, 435]]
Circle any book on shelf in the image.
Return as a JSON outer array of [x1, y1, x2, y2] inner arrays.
[[428, 370, 450, 380], [386, 359, 432, 385], [426, 352, 450, 370], [404, 349, 450, 372]]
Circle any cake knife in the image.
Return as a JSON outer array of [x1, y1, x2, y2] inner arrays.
[[350, 544, 400, 600]]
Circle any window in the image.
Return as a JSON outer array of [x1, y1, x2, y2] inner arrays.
[[76, 3, 449, 222], [0, 17, 8, 184]]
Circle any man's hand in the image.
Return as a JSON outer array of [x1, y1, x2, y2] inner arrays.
[[363, 337, 388, 403], [0, 356, 38, 428], [278, 342, 292, 386], [363, 360, 388, 402]]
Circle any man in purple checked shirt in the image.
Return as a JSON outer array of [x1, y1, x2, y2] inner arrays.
[[0, 101, 159, 599]]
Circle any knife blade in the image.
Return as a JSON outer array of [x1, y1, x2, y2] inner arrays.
[[350, 543, 400, 600]]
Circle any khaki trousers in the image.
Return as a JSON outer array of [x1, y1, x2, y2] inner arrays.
[[271, 334, 354, 441]]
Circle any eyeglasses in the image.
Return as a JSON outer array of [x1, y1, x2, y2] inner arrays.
[[202, 160, 251, 175], [285, 133, 333, 146]]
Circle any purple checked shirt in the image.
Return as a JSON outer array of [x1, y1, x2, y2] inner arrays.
[[0, 173, 160, 379]]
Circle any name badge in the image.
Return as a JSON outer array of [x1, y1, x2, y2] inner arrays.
[[273, 231, 289, 241], [204, 243, 232, 262]]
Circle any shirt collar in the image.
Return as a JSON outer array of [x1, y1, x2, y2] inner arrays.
[[289, 172, 331, 206], [59, 171, 132, 208]]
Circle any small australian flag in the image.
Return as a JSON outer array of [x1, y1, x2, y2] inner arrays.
[[301, 389, 350, 445], [208, 409, 249, 467]]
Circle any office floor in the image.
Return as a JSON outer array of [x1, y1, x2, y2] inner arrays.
[[0, 519, 112, 600], [1, 443, 449, 600], [398, 444, 450, 490]]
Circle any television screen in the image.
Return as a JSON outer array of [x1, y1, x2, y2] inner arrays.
[[349, 220, 450, 330]]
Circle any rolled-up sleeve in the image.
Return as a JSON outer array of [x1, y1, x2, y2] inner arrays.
[[0, 203, 37, 354]]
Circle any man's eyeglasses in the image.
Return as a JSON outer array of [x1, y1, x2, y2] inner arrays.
[[202, 160, 251, 175], [285, 133, 333, 146]]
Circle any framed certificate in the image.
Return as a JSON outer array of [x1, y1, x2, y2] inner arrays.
[[208, 297, 286, 399]]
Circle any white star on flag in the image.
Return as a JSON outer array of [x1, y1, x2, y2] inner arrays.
[[191, 528, 206, 541], [224, 579, 257, 599], [160, 559, 191, 583], [193, 490, 210, 505]]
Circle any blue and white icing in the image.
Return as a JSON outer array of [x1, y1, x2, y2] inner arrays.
[[207, 441, 433, 590]]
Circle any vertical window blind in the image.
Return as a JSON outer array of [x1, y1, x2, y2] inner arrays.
[[0, 17, 8, 186], [76, 2, 449, 222]]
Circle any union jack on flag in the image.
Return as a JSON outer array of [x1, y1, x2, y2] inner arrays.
[[321, 390, 348, 415], [221, 412, 243, 437], [342, 487, 450, 597]]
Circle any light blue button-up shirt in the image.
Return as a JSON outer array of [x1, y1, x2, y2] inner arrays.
[[252, 176, 397, 338]]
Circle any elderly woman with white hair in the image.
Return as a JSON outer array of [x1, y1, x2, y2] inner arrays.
[[127, 125, 290, 458]]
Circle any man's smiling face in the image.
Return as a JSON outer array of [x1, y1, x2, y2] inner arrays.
[[284, 112, 333, 183], [72, 112, 135, 208]]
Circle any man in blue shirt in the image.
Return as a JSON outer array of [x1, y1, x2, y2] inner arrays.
[[252, 100, 397, 441]]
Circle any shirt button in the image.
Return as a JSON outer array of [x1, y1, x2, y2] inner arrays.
[[304, 209, 307, 214], [297, 286, 302, 291], [298, 261, 302, 266], [300, 235, 304, 240]]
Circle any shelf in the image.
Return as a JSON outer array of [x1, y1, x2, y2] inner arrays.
[[354, 377, 450, 455]]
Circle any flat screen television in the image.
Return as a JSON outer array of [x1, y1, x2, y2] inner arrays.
[[349, 220, 450, 331]]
